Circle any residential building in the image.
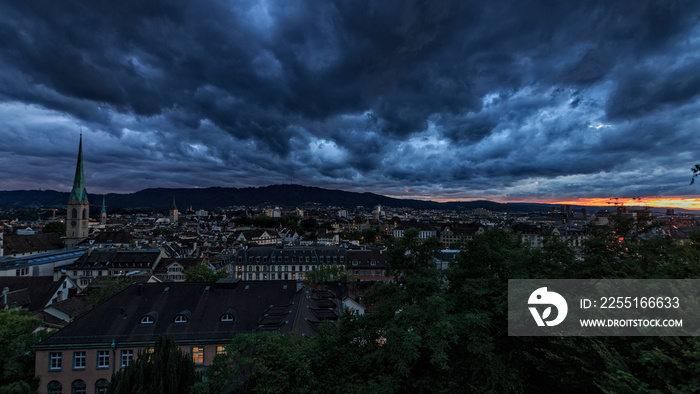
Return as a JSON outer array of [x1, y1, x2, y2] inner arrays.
[[34, 280, 338, 392]]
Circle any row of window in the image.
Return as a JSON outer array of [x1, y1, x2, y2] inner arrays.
[[140, 313, 235, 325], [239, 256, 344, 263], [49, 350, 133, 371], [242, 265, 315, 272], [350, 261, 379, 266], [352, 270, 387, 277], [49, 346, 228, 374], [47, 379, 109, 394], [246, 272, 303, 280]]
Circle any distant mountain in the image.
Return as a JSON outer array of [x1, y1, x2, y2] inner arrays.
[[0, 184, 558, 213]]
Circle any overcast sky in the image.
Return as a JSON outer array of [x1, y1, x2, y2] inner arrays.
[[1, 0, 699, 203]]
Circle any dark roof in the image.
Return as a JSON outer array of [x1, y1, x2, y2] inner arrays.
[[45, 296, 93, 319], [82, 231, 135, 245], [3, 233, 63, 255], [347, 249, 389, 268], [0, 276, 65, 312], [153, 258, 203, 275], [36, 281, 311, 349], [69, 249, 161, 269]]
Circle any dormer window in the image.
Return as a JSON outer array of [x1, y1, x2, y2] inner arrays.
[[174, 315, 188, 323], [140, 311, 157, 325], [219, 313, 235, 323]]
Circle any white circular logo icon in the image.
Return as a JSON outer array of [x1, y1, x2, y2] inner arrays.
[[528, 287, 568, 327]]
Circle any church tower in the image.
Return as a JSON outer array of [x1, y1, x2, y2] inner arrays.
[[100, 196, 107, 225], [65, 135, 90, 249], [169, 198, 179, 224]]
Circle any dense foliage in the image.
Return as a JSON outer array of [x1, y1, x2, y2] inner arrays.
[[42, 221, 66, 236], [180, 219, 700, 392], [108, 335, 197, 394], [185, 261, 230, 282], [305, 264, 347, 282], [0, 309, 50, 393], [87, 276, 135, 306]]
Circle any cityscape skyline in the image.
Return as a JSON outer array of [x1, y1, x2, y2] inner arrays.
[[1, 1, 699, 207]]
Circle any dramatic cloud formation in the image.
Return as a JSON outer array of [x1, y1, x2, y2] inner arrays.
[[0, 0, 698, 203]]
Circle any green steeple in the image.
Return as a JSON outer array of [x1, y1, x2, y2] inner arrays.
[[68, 135, 88, 203], [101, 195, 106, 215]]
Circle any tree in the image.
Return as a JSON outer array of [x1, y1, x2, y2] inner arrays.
[[185, 262, 229, 282], [305, 264, 347, 282], [0, 309, 50, 393], [152, 228, 172, 236], [206, 333, 316, 394], [87, 276, 134, 306], [108, 335, 197, 394], [692, 164, 700, 184], [42, 221, 65, 236]]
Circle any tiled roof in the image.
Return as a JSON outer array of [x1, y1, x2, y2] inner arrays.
[[0, 276, 65, 312], [3, 233, 64, 255], [35, 281, 311, 349]]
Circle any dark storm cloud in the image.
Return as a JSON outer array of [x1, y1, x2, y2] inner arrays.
[[0, 0, 699, 201]]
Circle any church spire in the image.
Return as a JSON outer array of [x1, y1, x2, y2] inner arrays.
[[68, 135, 88, 203], [101, 196, 106, 214]]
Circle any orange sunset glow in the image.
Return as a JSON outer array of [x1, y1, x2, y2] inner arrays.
[[543, 197, 700, 210]]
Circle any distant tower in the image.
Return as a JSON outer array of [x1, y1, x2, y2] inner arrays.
[[66, 135, 90, 249], [169, 198, 179, 223], [100, 196, 107, 225]]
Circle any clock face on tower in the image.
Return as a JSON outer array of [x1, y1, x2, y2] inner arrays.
[[71, 221, 77, 227]]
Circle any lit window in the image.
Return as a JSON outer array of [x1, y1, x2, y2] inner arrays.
[[141, 316, 154, 324], [73, 351, 86, 369], [191, 347, 204, 365], [216, 345, 227, 355], [49, 352, 62, 371], [121, 350, 133, 367], [97, 351, 109, 369], [174, 315, 188, 323]]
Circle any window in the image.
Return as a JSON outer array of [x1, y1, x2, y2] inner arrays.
[[80, 279, 90, 286], [71, 380, 86, 394], [97, 350, 109, 369], [47, 381, 62, 394], [191, 347, 204, 365], [216, 345, 227, 355], [174, 315, 188, 323], [49, 352, 62, 371], [73, 351, 86, 369], [141, 315, 154, 324], [121, 350, 133, 367], [95, 379, 109, 394], [220, 313, 235, 322]]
